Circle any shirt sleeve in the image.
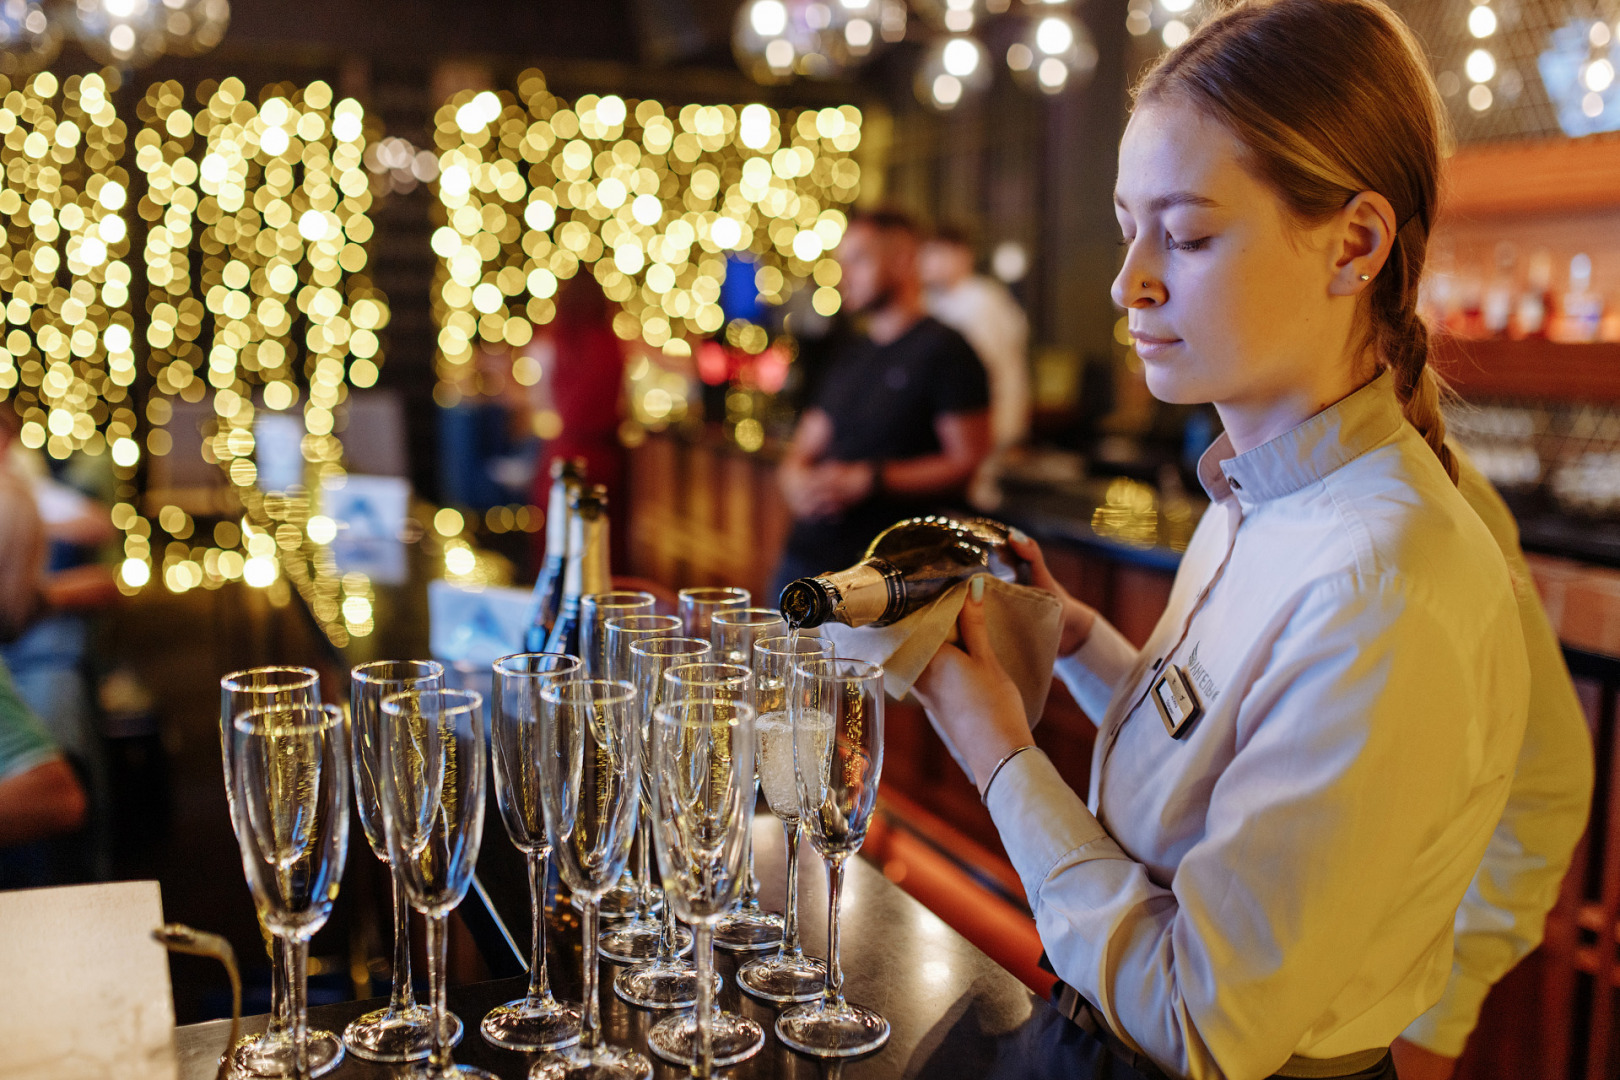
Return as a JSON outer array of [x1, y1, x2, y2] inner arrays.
[[1400, 558, 1594, 1056], [988, 574, 1529, 1080], [0, 660, 60, 784], [1054, 617, 1140, 722], [928, 324, 991, 416]]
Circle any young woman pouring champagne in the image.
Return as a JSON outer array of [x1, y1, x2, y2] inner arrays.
[[914, 1, 1531, 1077]]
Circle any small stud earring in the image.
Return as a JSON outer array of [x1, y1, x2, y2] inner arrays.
[[1358, 273, 1371, 281]]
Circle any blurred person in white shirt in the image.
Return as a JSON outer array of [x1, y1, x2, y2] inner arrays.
[[921, 225, 1031, 507]]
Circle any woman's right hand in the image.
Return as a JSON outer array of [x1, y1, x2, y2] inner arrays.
[[1008, 529, 1097, 657]]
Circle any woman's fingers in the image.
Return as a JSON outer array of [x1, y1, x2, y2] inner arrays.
[[1009, 529, 1061, 595], [958, 576, 995, 661]]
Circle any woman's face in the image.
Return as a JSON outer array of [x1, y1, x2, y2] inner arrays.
[[1112, 100, 1364, 442]]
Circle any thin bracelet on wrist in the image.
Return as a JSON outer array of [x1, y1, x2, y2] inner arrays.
[[980, 744, 1039, 804]]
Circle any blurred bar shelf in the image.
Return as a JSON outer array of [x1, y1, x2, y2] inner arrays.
[[1435, 335, 1620, 402]]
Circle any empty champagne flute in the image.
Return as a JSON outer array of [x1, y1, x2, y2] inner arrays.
[[776, 658, 890, 1057], [380, 688, 494, 1080], [613, 637, 714, 1008], [596, 614, 683, 964], [219, 666, 345, 1079], [738, 634, 835, 1003], [229, 702, 350, 1080], [529, 679, 652, 1080], [483, 653, 584, 1052], [677, 586, 749, 639], [709, 608, 789, 952], [647, 697, 762, 1076], [347, 660, 456, 1062]]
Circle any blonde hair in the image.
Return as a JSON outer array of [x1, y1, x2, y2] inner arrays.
[[1138, 0, 1458, 481]]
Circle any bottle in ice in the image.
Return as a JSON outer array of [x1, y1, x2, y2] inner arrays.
[[543, 483, 611, 657], [523, 457, 587, 653], [778, 515, 1029, 629]]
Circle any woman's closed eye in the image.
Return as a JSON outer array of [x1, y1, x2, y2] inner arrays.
[[1168, 234, 1211, 252]]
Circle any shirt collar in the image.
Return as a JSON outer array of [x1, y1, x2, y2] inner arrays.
[[1195, 371, 1406, 506]]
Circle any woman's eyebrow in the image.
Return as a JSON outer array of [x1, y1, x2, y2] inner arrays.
[[1113, 191, 1222, 213]]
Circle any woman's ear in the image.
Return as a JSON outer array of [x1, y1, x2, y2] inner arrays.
[[1329, 190, 1398, 296]]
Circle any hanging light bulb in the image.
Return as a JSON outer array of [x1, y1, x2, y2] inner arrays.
[[1008, 10, 1097, 94], [158, 0, 228, 56], [0, 0, 63, 77], [74, 0, 166, 66], [915, 34, 992, 111], [733, 0, 853, 83]]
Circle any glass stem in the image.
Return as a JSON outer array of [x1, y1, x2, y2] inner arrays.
[[825, 855, 846, 1007], [780, 817, 803, 960], [740, 788, 760, 909], [426, 913, 452, 1076], [528, 850, 555, 1005], [288, 935, 310, 1080], [658, 886, 680, 960], [636, 811, 654, 918], [268, 933, 290, 1039], [581, 899, 602, 1053], [388, 868, 415, 1015], [693, 922, 716, 1079]]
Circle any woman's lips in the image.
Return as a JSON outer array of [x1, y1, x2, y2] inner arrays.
[[1130, 331, 1181, 360]]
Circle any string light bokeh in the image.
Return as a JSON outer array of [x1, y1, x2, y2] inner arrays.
[[430, 69, 865, 439]]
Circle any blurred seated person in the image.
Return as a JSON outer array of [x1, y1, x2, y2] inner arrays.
[[524, 274, 629, 569], [919, 224, 1032, 455], [774, 210, 992, 594], [0, 656, 87, 858]]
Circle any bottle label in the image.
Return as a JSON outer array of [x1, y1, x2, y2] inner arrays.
[[822, 564, 891, 627]]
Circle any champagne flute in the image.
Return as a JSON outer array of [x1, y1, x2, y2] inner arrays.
[[776, 658, 891, 1057], [677, 587, 749, 639], [738, 634, 835, 1002], [529, 679, 652, 1080], [379, 688, 495, 1080], [483, 653, 585, 1052], [613, 637, 714, 1008], [580, 592, 657, 678], [646, 697, 762, 1077], [219, 666, 345, 1079], [582, 593, 657, 920], [597, 614, 683, 965], [229, 702, 350, 1080], [709, 608, 789, 952]]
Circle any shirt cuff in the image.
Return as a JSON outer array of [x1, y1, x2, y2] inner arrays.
[[1399, 966, 1495, 1058], [984, 746, 1109, 909], [1055, 617, 1138, 722]]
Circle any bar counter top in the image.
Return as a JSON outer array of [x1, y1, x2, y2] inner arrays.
[[173, 823, 1133, 1080]]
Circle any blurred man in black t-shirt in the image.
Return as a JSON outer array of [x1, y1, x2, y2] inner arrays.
[[773, 210, 992, 597]]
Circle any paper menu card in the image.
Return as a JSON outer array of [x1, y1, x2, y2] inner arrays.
[[0, 880, 178, 1080]]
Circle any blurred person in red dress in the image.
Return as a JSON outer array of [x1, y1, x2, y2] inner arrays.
[[526, 274, 629, 568]]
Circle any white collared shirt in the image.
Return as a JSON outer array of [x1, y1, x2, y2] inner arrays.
[[986, 374, 1531, 1080]]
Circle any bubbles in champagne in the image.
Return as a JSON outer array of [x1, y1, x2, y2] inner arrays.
[[756, 708, 833, 819]]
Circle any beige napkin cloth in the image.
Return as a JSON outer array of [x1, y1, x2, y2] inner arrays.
[[822, 575, 1063, 725]]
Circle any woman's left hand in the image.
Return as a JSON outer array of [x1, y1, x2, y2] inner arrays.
[[913, 576, 1036, 793]]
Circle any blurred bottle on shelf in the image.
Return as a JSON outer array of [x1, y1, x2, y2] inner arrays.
[[1553, 253, 1604, 344], [1481, 242, 1518, 338], [1511, 248, 1554, 340]]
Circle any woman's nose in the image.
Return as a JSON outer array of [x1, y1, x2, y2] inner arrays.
[[1112, 243, 1165, 309]]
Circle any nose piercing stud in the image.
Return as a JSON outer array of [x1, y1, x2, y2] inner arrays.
[[1141, 280, 1151, 288]]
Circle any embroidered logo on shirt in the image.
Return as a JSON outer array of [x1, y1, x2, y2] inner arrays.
[[1187, 643, 1220, 703]]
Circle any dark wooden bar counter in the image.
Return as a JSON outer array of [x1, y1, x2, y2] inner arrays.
[[172, 823, 1111, 1080]]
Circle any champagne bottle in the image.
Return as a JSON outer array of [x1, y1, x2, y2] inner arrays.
[[523, 457, 587, 653], [543, 484, 611, 656], [778, 515, 1028, 629]]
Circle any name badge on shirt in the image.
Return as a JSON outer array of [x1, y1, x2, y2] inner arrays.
[[1151, 665, 1201, 738]]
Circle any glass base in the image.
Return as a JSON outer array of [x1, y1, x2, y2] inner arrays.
[[647, 1009, 765, 1068], [598, 921, 690, 964], [776, 999, 891, 1058], [527, 1043, 654, 1080], [345, 1004, 460, 1063], [479, 995, 582, 1052], [737, 953, 828, 1004], [231, 1026, 345, 1077], [712, 908, 783, 952], [612, 959, 721, 1010], [398, 1064, 499, 1080]]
